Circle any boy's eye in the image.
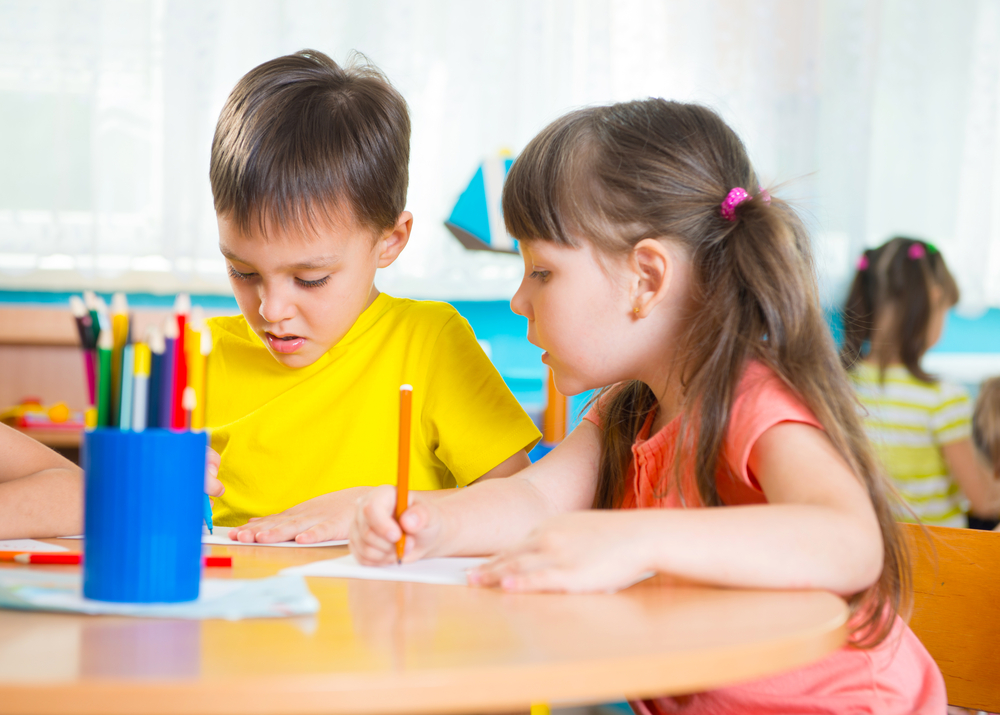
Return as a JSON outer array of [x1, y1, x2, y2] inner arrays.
[[529, 270, 550, 281], [296, 275, 330, 289], [228, 265, 256, 281]]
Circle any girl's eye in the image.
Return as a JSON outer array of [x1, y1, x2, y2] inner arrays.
[[296, 275, 330, 289], [228, 265, 256, 281], [529, 270, 550, 281]]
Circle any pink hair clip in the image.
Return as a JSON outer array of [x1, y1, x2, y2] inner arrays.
[[856, 255, 869, 271], [720, 188, 750, 221], [908, 243, 926, 260]]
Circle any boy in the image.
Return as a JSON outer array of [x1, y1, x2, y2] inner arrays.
[[205, 50, 540, 544]]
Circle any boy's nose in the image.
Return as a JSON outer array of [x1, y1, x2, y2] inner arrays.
[[258, 286, 295, 324]]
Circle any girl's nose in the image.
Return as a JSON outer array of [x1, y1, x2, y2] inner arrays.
[[510, 280, 532, 320], [258, 284, 295, 325]]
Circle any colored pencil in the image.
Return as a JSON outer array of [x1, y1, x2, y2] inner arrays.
[[395, 384, 413, 563], [12, 553, 82, 565], [160, 317, 178, 430], [189, 323, 211, 431], [132, 342, 151, 432], [119, 344, 134, 430], [84, 290, 101, 335], [171, 294, 190, 430], [96, 330, 113, 427], [110, 293, 129, 426], [182, 386, 196, 430], [146, 326, 165, 429], [70, 296, 97, 405], [2, 553, 232, 568]]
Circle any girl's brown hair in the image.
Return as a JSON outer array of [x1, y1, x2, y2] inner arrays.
[[840, 237, 959, 382], [973, 377, 1000, 473], [502, 99, 906, 646]]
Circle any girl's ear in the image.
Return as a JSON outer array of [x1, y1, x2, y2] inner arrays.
[[629, 238, 674, 318], [377, 211, 413, 268]]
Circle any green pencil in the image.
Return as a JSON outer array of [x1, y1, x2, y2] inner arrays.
[[96, 329, 113, 427]]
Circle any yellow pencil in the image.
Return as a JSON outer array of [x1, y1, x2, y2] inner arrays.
[[395, 385, 413, 564], [110, 292, 129, 426], [190, 325, 212, 431]]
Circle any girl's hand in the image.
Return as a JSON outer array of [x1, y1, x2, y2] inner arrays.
[[227, 487, 371, 544], [205, 448, 223, 497], [468, 511, 654, 593], [350, 485, 447, 565]]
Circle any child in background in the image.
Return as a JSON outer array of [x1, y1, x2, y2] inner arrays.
[[351, 100, 944, 712], [0, 422, 82, 539], [841, 238, 1000, 528], [204, 50, 540, 543], [973, 377, 1000, 482]]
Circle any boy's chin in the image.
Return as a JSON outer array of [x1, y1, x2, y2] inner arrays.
[[265, 344, 322, 369]]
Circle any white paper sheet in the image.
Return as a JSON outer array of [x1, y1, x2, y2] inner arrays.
[[0, 539, 69, 553], [280, 554, 488, 586], [60, 531, 348, 548]]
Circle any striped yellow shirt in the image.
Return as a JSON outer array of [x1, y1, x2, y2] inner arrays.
[[851, 362, 972, 527]]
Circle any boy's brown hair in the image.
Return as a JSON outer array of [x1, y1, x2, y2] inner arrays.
[[210, 49, 409, 238], [974, 377, 1000, 473]]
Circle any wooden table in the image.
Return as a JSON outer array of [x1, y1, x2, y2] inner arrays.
[[0, 539, 848, 715]]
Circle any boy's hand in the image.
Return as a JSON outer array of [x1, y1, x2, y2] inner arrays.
[[467, 511, 652, 593], [205, 448, 224, 497], [350, 485, 446, 565], [227, 487, 371, 544]]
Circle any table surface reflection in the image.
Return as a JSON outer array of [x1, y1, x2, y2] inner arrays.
[[0, 538, 848, 715]]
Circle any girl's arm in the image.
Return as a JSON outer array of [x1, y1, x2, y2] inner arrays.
[[350, 420, 603, 564], [941, 438, 1000, 517], [473, 421, 885, 596], [0, 422, 83, 539]]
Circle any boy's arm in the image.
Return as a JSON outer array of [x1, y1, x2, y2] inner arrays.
[[0, 423, 83, 538], [469, 449, 531, 482]]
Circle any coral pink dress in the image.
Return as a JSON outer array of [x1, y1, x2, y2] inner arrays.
[[585, 363, 945, 714]]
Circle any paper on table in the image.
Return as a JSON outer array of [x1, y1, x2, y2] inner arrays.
[[281, 554, 488, 586], [60, 530, 348, 548], [0, 539, 69, 553], [0, 570, 319, 619]]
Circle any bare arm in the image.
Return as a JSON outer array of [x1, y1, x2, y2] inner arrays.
[[472, 422, 884, 596], [0, 423, 83, 539], [230, 448, 534, 544], [351, 421, 603, 563], [942, 438, 1000, 517]]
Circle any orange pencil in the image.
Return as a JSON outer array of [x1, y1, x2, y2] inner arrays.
[[395, 384, 413, 563]]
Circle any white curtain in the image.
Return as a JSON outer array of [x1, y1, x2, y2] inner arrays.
[[1, 0, 999, 308]]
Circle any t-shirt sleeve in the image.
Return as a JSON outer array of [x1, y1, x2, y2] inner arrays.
[[721, 364, 824, 496], [422, 314, 542, 487], [930, 381, 972, 445]]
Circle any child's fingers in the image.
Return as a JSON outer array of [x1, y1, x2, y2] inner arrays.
[[349, 516, 397, 565], [399, 502, 431, 535], [295, 519, 347, 544], [360, 486, 403, 542]]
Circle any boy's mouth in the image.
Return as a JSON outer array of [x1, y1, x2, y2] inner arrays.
[[265, 331, 306, 354]]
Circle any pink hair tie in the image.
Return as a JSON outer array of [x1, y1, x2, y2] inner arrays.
[[759, 188, 771, 205], [720, 187, 750, 221], [857, 255, 869, 271], [908, 243, 926, 260]]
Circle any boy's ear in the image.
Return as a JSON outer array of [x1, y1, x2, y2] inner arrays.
[[629, 238, 673, 318], [377, 211, 413, 268]]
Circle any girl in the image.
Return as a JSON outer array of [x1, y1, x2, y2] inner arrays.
[[842, 238, 1000, 529], [351, 100, 945, 712]]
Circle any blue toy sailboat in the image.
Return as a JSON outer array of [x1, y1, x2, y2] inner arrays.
[[445, 152, 518, 254]]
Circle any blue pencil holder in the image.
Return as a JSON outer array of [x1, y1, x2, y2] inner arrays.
[[83, 429, 206, 603]]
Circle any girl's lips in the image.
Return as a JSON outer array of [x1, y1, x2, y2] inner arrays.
[[265, 332, 306, 354]]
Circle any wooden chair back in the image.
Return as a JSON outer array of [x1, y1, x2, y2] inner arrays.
[[901, 522, 1000, 710]]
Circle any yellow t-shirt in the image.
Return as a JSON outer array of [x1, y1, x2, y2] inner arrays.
[[205, 294, 541, 526]]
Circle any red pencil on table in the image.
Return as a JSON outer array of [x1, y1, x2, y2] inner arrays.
[[0, 553, 232, 568]]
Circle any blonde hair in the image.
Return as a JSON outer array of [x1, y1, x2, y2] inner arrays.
[[502, 99, 907, 647]]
